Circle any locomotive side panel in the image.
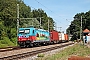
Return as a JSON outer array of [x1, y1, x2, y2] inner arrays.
[[35, 29, 50, 42]]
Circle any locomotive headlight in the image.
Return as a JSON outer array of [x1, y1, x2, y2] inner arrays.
[[19, 36, 20, 38]]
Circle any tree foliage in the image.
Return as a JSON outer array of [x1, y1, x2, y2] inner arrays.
[[66, 11, 90, 40], [0, 0, 55, 46]]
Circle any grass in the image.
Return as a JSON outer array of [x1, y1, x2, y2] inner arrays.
[[36, 43, 90, 60], [0, 37, 17, 48], [37, 53, 45, 57]]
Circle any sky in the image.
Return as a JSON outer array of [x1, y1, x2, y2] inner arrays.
[[23, 0, 90, 33]]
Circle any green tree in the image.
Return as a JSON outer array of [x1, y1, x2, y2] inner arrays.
[[66, 10, 90, 40], [0, 0, 55, 47]]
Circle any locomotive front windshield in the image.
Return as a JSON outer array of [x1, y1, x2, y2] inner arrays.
[[19, 29, 30, 34]]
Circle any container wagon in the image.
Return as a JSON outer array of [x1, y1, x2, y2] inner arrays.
[[59, 32, 69, 42]]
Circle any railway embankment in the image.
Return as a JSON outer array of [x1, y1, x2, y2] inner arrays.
[[35, 42, 90, 60]]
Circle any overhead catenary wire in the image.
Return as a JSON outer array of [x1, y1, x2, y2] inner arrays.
[[34, 0, 62, 23], [25, 0, 61, 30], [34, 0, 66, 19], [23, 0, 72, 32], [33, 0, 73, 32], [34, 0, 54, 13]]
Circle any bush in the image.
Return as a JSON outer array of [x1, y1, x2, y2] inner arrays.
[[11, 37, 17, 45], [0, 44, 7, 48], [0, 37, 15, 48]]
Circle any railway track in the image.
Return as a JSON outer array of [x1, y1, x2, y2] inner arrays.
[[0, 42, 74, 60], [0, 46, 20, 52]]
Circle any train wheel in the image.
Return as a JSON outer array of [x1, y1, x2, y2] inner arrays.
[[37, 43, 41, 47], [45, 42, 48, 45], [29, 43, 33, 47], [26, 45, 30, 48], [34, 43, 40, 47], [43, 42, 47, 46], [20, 45, 26, 48], [50, 41, 54, 45]]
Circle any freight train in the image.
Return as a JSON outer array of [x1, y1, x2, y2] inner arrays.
[[18, 27, 69, 47]]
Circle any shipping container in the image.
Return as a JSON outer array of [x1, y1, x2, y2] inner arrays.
[[58, 32, 62, 42], [64, 34, 69, 41], [50, 30, 59, 43], [61, 33, 65, 41]]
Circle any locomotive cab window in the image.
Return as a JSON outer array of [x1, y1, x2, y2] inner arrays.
[[25, 29, 30, 34], [19, 30, 24, 34]]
